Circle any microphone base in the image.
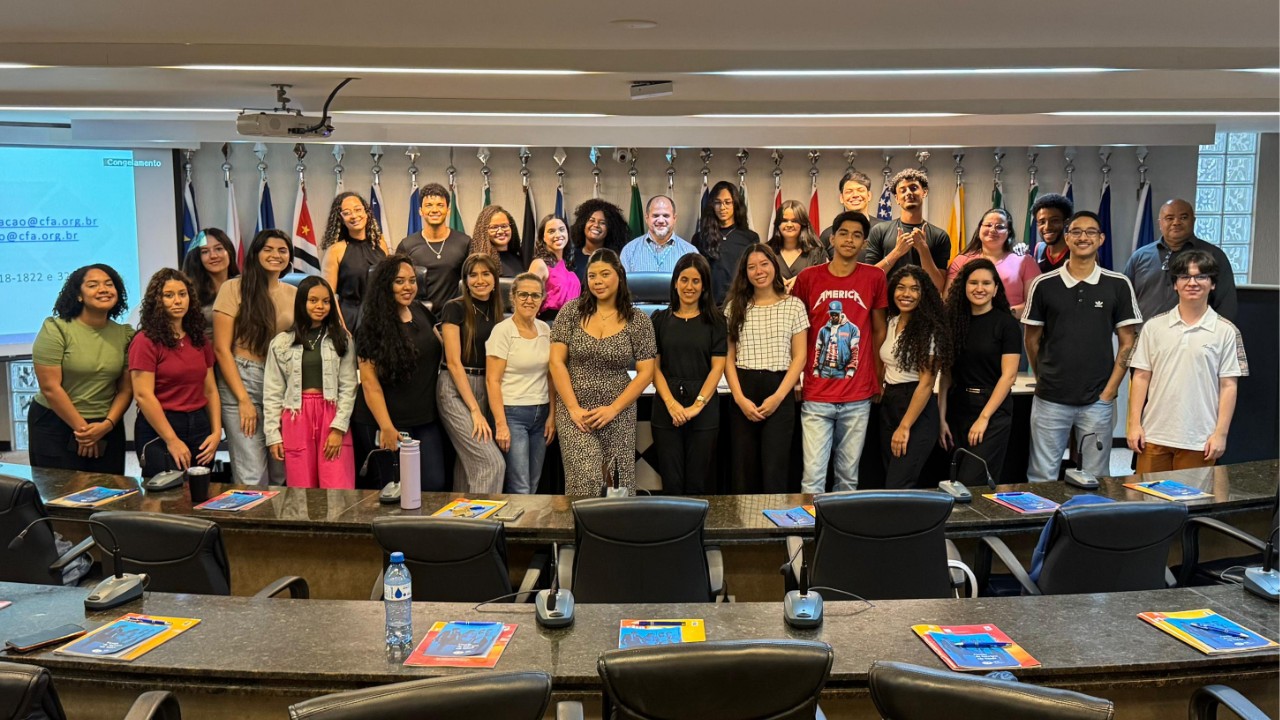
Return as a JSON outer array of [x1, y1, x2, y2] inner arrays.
[[604, 487, 629, 499], [535, 589, 575, 628], [85, 573, 147, 610], [1243, 567, 1279, 603], [378, 481, 401, 504], [937, 481, 972, 503], [1064, 469, 1100, 490], [783, 590, 823, 628]]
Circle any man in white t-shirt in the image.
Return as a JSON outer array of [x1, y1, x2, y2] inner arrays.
[[1126, 250, 1247, 473]]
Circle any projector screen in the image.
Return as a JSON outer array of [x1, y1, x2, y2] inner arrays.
[[0, 146, 177, 358]]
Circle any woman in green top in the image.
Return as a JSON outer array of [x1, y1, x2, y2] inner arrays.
[[30, 264, 135, 473]]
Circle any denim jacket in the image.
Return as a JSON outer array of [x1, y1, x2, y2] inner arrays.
[[262, 330, 358, 446]]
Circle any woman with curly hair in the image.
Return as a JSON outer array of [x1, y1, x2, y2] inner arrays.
[[692, 180, 759, 306], [470, 205, 524, 279], [767, 199, 826, 290], [213, 229, 297, 486], [528, 214, 580, 323], [129, 268, 220, 475], [568, 198, 628, 287], [263, 276, 357, 489], [879, 265, 951, 489], [351, 255, 446, 492], [320, 191, 388, 334], [29, 264, 134, 473], [945, 208, 1040, 317], [181, 228, 239, 337], [723, 244, 807, 494], [939, 258, 1021, 486]]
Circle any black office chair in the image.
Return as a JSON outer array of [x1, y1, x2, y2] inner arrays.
[[0, 660, 182, 720], [560, 497, 724, 603], [867, 660, 1115, 719], [1188, 684, 1272, 720], [625, 272, 672, 304], [784, 490, 975, 600], [596, 640, 833, 720], [369, 517, 543, 602], [288, 671, 552, 720], [976, 501, 1187, 595], [90, 511, 308, 598], [0, 475, 94, 585], [1177, 504, 1279, 587]]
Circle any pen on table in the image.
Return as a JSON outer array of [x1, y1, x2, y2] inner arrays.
[[450, 621, 500, 626], [635, 621, 688, 627], [1188, 623, 1251, 639], [948, 640, 1013, 648], [230, 491, 263, 496], [128, 617, 170, 626]]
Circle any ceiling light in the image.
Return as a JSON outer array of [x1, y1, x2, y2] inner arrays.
[[1229, 68, 1280, 74], [610, 19, 658, 29], [165, 64, 589, 76], [1047, 111, 1278, 117], [0, 106, 237, 113], [0, 63, 47, 69], [692, 112, 965, 119], [335, 110, 608, 118], [705, 67, 1123, 77]]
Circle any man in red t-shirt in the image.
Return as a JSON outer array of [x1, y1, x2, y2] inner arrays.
[[791, 210, 888, 493]]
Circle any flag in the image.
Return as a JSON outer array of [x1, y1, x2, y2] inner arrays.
[[255, 177, 275, 235], [739, 178, 755, 232], [554, 184, 566, 222], [1063, 179, 1074, 206], [764, 185, 782, 240], [992, 179, 1004, 210], [808, 177, 821, 235], [407, 186, 422, 236], [1131, 182, 1155, 254], [628, 181, 645, 239], [291, 176, 320, 274], [181, 178, 200, 254], [369, 182, 389, 241], [520, 183, 538, 267], [876, 181, 894, 222], [483, 184, 492, 207], [947, 181, 967, 262], [695, 183, 710, 238], [225, 177, 243, 267], [448, 184, 465, 233], [1022, 180, 1039, 254], [1097, 181, 1113, 270]]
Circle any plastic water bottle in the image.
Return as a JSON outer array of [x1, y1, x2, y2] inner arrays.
[[384, 551, 412, 651]]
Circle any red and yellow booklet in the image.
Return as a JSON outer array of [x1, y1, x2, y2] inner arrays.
[[912, 623, 1040, 672], [404, 621, 516, 668]]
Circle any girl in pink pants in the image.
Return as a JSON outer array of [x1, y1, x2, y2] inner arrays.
[[263, 277, 358, 488]]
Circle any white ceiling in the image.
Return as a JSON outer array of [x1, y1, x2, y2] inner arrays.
[[0, 0, 1276, 147]]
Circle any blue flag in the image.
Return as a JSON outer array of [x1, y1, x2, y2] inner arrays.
[[181, 179, 200, 254], [255, 178, 275, 234], [1097, 182, 1113, 270], [876, 183, 894, 222], [407, 186, 422, 236], [554, 184, 566, 222], [1131, 182, 1155, 254], [1063, 180, 1074, 206], [369, 182, 388, 239]]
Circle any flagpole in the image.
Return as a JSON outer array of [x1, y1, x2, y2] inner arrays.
[[948, 151, 966, 262], [181, 149, 199, 253], [331, 145, 345, 197], [478, 147, 492, 208], [406, 146, 422, 237], [554, 147, 568, 223], [589, 146, 601, 200], [1023, 151, 1039, 255], [736, 149, 752, 232], [369, 146, 387, 241], [808, 150, 821, 234], [221, 143, 243, 266]]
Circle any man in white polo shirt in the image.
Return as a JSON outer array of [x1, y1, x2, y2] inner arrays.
[[1126, 250, 1247, 473]]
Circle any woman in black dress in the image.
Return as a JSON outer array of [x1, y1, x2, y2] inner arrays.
[[321, 191, 388, 335], [691, 180, 760, 306]]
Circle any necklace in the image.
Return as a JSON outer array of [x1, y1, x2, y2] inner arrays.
[[423, 236, 446, 260], [304, 326, 327, 351], [474, 305, 491, 322]]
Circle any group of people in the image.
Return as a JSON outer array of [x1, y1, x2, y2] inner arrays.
[[27, 171, 1246, 498]]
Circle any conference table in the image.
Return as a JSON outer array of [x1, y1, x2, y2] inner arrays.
[[12, 459, 1278, 602]]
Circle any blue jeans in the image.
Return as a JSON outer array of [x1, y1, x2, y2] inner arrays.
[[502, 404, 549, 494], [217, 356, 285, 487], [1027, 397, 1115, 483], [800, 399, 871, 494]]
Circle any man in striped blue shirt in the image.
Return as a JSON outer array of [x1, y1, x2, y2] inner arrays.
[[619, 195, 697, 275]]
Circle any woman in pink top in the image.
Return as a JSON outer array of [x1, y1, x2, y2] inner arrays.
[[945, 208, 1040, 317], [529, 213, 581, 323]]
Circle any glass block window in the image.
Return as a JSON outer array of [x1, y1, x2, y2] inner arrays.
[[1196, 131, 1259, 284]]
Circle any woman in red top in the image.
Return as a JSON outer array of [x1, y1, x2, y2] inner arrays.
[[129, 268, 221, 474]]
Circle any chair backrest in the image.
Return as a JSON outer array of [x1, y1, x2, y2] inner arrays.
[[810, 490, 955, 600], [597, 640, 833, 720], [571, 497, 712, 603], [0, 661, 67, 720], [868, 661, 1114, 719], [0, 475, 64, 585], [626, 272, 673, 304], [91, 511, 231, 595], [370, 517, 513, 602], [1038, 501, 1187, 595], [288, 671, 552, 720]]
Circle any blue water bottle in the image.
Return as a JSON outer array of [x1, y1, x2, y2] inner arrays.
[[384, 551, 413, 651]]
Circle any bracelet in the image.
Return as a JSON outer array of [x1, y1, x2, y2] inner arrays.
[[103, 417, 115, 429]]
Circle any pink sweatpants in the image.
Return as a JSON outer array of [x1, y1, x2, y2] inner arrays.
[[281, 391, 355, 489]]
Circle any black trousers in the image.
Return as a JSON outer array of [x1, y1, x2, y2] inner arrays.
[[134, 408, 213, 475], [880, 381, 940, 489], [651, 425, 718, 495], [352, 421, 448, 492], [946, 388, 1013, 486], [729, 369, 795, 494], [27, 402, 126, 474]]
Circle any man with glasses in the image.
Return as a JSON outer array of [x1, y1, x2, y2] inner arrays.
[[1123, 198, 1238, 324], [1126, 250, 1246, 472], [1022, 210, 1141, 483], [620, 195, 696, 274], [862, 169, 949, 291], [399, 183, 472, 312]]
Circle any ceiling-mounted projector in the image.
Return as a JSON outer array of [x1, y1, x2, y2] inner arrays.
[[236, 112, 332, 138]]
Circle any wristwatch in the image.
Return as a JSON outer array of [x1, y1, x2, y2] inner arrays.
[[695, 394, 706, 406]]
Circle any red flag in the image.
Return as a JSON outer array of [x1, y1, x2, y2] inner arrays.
[[808, 177, 821, 234], [291, 178, 320, 273]]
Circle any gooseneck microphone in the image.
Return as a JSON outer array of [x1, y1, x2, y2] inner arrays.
[[1243, 526, 1280, 603], [781, 539, 823, 628], [535, 542, 575, 628], [1064, 432, 1106, 489], [10, 516, 147, 610], [940, 447, 993, 502]]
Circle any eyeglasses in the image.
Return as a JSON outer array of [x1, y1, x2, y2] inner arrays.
[[488, 224, 512, 234], [712, 200, 734, 208], [339, 210, 364, 219], [1175, 274, 1212, 284], [1065, 228, 1102, 239], [515, 291, 544, 300], [980, 223, 1009, 232]]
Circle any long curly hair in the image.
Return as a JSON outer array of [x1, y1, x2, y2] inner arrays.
[[321, 191, 383, 251], [356, 255, 421, 385], [725, 244, 787, 342], [181, 228, 240, 308], [53, 264, 129, 321], [569, 199, 628, 268], [470, 205, 523, 267], [533, 214, 572, 270], [887, 265, 951, 374], [136, 268, 206, 349], [945, 258, 1011, 365], [288, 276, 348, 356], [767, 199, 821, 256], [961, 208, 1017, 256], [234, 230, 293, 358], [455, 253, 504, 365], [696, 180, 750, 260], [577, 248, 635, 325]]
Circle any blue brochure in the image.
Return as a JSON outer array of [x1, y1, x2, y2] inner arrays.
[[763, 507, 816, 528], [423, 621, 504, 657]]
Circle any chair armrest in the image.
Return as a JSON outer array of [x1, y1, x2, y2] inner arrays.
[[1180, 516, 1269, 586], [123, 691, 181, 720], [50, 536, 95, 571], [557, 545, 575, 592], [254, 576, 310, 599], [945, 539, 968, 593], [369, 569, 385, 601], [815, 705, 826, 720], [705, 545, 725, 600], [555, 701, 584, 720], [516, 549, 550, 603], [979, 536, 1041, 596], [1189, 684, 1271, 720], [783, 535, 804, 591]]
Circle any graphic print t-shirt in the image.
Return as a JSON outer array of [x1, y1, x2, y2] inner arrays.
[[790, 263, 887, 404]]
